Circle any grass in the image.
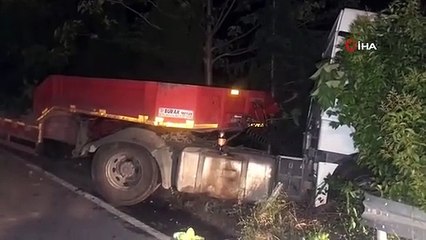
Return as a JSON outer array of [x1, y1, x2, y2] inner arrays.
[[162, 182, 378, 240], [238, 183, 328, 240]]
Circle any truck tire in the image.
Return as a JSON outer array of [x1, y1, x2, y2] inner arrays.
[[329, 155, 375, 196], [333, 156, 371, 182], [91, 143, 159, 206]]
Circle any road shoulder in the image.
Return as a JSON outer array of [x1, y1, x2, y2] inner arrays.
[[0, 149, 169, 240]]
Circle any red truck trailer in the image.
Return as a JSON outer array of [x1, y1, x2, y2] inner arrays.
[[0, 75, 283, 206]]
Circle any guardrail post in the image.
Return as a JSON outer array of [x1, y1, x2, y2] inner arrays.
[[376, 229, 387, 240]]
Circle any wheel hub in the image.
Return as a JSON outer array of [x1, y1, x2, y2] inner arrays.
[[105, 154, 142, 190], [119, 161, 135, 177]]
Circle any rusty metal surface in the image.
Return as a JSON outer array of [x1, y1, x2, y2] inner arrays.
[[42, 114, 79, 145], [362, 193, 426, 240], [177, 147, 275, 202]]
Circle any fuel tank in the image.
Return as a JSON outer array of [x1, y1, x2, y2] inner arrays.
[[176, 147, 276, 202]]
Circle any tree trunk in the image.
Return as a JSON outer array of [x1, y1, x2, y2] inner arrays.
[[270, 0, 276, 97], [204, 0, 213, 86]]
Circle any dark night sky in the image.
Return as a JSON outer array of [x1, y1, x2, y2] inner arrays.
[[361, 0, 393, 11], [0, 0, 423, 97]]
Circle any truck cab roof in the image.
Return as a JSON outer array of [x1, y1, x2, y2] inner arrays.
[[322, 8, 377, 60]]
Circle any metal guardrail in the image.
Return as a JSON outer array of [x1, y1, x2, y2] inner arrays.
[[362, 193, 426, 240]]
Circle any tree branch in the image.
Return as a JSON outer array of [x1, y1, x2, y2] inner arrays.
[[146, 0, 158, 8], [213, 0, 236, 34], [213, 47, 256, 63], [146, 0, 181, 19], [108, 0, 162, 30], [281, 91, 298, 104], [213, 24, 260, 51], [215, 0, 231, 26]]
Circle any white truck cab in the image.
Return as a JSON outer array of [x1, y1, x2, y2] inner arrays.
[[305, 8, 377, 207]]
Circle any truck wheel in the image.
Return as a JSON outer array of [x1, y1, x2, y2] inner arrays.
[[333, 156, 371, 182], [92, 143, 159, 206], [329, 155, 375, 196]]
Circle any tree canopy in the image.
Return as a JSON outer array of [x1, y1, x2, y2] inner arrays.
[[0, 0, 398, 118]]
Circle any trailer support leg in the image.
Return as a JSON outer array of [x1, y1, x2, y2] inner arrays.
[[72, 119, 89, 158]]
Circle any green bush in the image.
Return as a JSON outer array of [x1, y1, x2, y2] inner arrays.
[[311, 0, 426, 209]]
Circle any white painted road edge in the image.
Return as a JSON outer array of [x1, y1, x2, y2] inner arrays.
[[12, 154, 170, 240]]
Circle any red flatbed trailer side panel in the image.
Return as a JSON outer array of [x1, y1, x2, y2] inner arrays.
[[33, 75, 278, 129], [0, 119, 38, 142]]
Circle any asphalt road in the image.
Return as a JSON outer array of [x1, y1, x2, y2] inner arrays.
[[0, 147, 233, 240], [0, 149, 167, 240]]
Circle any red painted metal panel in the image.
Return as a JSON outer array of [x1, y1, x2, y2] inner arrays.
[[33, 75, 279, 129]]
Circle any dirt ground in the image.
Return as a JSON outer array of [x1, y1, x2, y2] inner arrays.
[[157, 189, 356, 240]]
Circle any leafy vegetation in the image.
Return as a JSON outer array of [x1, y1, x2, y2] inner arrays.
[[311, 0, 426, 213], [0, 0, 74, 111], [307, 1, 426, 239], [325, 178, 372, 239]]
